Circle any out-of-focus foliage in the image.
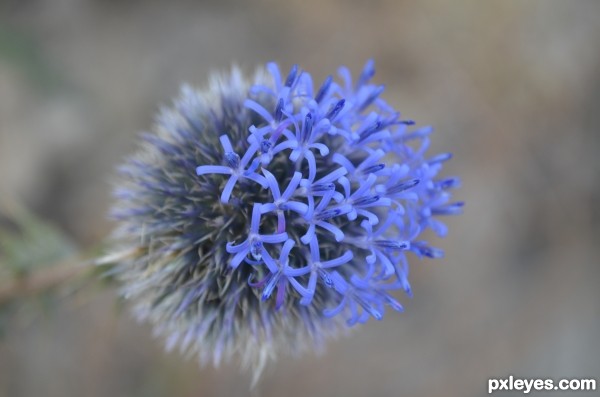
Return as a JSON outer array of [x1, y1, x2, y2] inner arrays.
[[0, 203, 76, 276], [0, 25, 64, 93], [0, 202, 77, 334]]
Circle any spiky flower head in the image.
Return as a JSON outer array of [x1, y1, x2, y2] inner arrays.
[[108, 61, 462, 374]]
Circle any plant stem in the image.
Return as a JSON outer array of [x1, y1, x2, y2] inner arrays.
[[0, 258, 91, 306]]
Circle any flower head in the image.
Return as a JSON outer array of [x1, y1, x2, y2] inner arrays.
[[108, 61, 462, 376]]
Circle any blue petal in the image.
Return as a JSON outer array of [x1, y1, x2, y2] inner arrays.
[[196, 165, 231, 176]]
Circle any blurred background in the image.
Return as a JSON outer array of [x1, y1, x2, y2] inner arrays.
[[0, 0, 598, 396]]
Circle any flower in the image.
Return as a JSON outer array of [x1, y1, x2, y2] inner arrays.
[[107, 61, 462, 377]]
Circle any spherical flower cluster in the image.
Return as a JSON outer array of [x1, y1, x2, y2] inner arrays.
[[108, 61, 462, 373]]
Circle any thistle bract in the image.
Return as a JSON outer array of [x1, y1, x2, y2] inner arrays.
[[109, 61, 462, 373]]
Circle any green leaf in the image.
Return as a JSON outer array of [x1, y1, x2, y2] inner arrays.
[[0, 202, 76, 278]]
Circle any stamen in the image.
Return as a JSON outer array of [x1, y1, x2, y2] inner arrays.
[[312, 183, 336, 192], [316, 208, 342, 221], [260, 140, 272, 153], [387, 179, 419, 194], [374, 240, 409, 250], [326, 99, 345, 120], [363, 163, 385, 174], [315, 75, 333, 103], [224, 152, 240, 169], [285, 64, 298, 87], [354, 195, 380, 207], [274, 98, 284, 122]]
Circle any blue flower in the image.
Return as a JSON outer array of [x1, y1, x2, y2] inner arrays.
[[108, 61, 462, 374], [225, 204, 288, 268], [196, 135, 267, 203]]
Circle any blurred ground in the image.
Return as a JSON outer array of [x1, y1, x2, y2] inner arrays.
[[0, 0, 599, 396]]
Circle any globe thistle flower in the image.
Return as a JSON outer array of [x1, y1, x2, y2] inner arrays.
[[107, 61, 463, 377]]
